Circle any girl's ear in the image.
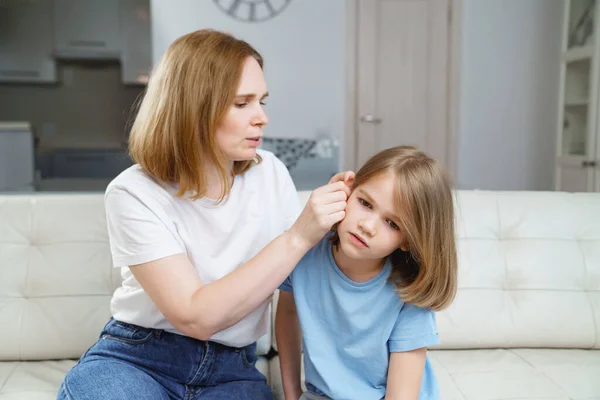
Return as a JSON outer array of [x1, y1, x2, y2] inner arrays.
[[399, 241, 409, 252], [344, 172, 355, 189]]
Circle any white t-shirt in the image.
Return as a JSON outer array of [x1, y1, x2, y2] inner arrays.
[[104, 149, 301, 348]]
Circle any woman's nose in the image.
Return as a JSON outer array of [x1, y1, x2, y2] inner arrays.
[[252, 104, 269, 126]]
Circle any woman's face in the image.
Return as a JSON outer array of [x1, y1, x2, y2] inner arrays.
[[215, 56, 269, 163]]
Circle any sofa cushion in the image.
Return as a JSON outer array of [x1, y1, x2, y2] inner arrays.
[[510, 349, 600, 400], [0, 360, 75, 400], [0, 195, 118, 361], [269, 349, 600, 400], [436, 191, 600, 349]]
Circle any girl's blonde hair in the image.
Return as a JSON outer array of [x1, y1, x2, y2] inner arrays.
[[334, 146, 457, 311], [128, 29, 263, 200]]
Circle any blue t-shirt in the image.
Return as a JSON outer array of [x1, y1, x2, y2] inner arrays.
[[279, 236, 440, 399]]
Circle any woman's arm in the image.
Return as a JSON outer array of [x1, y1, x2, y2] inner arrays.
[[129, 179, 352, 340], [276, 291, 303, 400], [384, 348, 427, 400]]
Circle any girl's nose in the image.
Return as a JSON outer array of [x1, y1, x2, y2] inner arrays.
[[358, 217, 376, 236]]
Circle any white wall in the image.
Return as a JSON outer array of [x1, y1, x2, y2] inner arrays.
[[149, 0, 564, 190], [458, 0, 563, 190], [150, 0, 346, 141]]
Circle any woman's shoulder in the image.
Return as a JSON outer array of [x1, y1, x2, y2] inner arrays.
[[103, 165, 180, 223], [255, 149, 288, 174], [105, 164, 171, 200], [244, 149, 293, 187]]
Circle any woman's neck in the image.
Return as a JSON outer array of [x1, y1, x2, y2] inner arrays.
[[332, 244, 386, 283], [204, 162, 234, 199]]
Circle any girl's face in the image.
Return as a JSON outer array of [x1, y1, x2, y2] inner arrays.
[[215, 56, 269, 163], [337, 172, 409, 262]]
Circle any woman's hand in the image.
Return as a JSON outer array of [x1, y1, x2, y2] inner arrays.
[[288, 171, 355, 251]]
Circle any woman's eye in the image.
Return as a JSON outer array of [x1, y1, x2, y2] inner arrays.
[[235, 102, 248, 108], [387, 220, 400, 231], [260, 101, 267, 106], [359, 198, 371, 208]]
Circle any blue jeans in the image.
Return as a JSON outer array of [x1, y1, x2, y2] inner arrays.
[[57, 318, 272, 399]]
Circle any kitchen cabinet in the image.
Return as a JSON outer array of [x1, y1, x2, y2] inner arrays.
[[1, 0, 151, 83], [53, 0, 121, 59], [0, 0, 56, 83]]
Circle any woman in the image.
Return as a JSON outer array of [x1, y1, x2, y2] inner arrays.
[[57, 29, 353, 400]]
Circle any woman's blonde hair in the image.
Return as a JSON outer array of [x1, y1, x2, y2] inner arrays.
[[333, 146, 457, 311], [128, 29, 263, 200]]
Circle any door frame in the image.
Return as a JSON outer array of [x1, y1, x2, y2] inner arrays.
[[342, 0, 462, 182]]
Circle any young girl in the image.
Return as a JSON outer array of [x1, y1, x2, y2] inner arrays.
[[276, 146, 458, 400]]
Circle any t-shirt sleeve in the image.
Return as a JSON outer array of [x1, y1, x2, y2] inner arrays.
[[388, 303, 440, 352], [278, 275, 293, 292], [104, 186, 186, 268]]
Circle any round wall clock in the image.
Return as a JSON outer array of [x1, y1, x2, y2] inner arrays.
[[213, 0, 293, 23]]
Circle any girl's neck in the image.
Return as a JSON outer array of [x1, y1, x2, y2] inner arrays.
[[332, 243, 386, 283]]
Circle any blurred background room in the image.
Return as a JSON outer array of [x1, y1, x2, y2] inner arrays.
[[0, 0, 595, 193], [2, 2, 600, 399]]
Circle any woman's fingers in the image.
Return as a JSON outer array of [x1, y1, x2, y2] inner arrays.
[[328, 170, 356, 187]]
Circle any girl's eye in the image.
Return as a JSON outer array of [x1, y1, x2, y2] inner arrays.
[[235, 102, 248, 108], [387, 220, 400, 231], [260, 101, 267, 106], [359, 198, 372, 208]]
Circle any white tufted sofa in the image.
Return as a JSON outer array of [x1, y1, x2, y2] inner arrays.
[[0, 191, 599, 400]]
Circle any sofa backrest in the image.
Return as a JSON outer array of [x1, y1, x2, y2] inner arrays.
[[0, 193, 274, 361], [296, 190, 600, 350], [1, 190, 598, 361], [0, 194, 118, 361]]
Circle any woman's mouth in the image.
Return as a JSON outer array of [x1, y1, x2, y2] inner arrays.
[[247, 137, 261, 147]]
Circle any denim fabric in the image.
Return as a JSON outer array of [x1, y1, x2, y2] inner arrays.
[[57, 318, 272, 399]]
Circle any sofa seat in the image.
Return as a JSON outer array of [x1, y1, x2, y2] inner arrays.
[[2, 350, 598, 400], [0, 357, 271, 400], [0, 360, 75, 400], [269, 349, 600, 400]]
